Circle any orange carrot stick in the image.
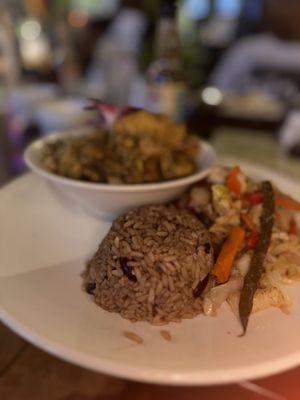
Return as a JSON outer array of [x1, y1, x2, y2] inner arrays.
[[276, 193, 300, 212], [213, 226, 245, 284], [227, 166, 242, 197]]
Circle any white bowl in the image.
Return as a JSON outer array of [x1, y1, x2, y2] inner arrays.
[[24, 132, 217, 220]]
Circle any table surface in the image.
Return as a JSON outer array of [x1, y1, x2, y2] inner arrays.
[[1, 128, 300, 400]]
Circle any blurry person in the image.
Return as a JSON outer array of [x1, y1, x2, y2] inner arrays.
[[211, 0, 300, 93], [85, 0, 148, 105], [263, 0, 300, 41], [235, 0, 263, 38]]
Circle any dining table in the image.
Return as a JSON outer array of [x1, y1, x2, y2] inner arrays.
[[1, 127, 300, 400]]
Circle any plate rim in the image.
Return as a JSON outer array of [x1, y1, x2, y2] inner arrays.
[[2, 306, 300, 386]]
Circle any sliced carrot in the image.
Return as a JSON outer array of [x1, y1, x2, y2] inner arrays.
[[241, 213, 254, 230], [275, 193, 300, 212], [227, 166, 242, 197], [213, 226, 245, 284]]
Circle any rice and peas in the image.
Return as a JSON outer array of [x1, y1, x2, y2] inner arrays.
[[83, 165, 300, 334]]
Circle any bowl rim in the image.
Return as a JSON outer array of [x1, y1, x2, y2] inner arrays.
[[24, 132, 217, 193]]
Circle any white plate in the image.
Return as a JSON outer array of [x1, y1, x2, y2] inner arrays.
[[1, 162, 300, 386]]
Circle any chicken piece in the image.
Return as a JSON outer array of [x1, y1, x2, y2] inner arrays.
[[113, 111, 187, 148]]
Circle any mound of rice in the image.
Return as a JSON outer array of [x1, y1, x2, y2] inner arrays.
[[83, 205, 213, 324]]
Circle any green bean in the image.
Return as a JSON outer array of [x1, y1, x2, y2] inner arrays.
[[239, 181, 275, 335]]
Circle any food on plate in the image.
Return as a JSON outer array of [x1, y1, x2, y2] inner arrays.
[[123, 330, 173, 344], [42, 109, 199, 184], [160, 330, 172, 341], [82, 164, 300, 333], [82, 205, 213, 324], [123, 331, 143, 344], [239, 181, 275, 334], [177, 166, 300, 332]]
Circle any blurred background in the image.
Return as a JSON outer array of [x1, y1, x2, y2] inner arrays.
[[2, 0, 300, 184]]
